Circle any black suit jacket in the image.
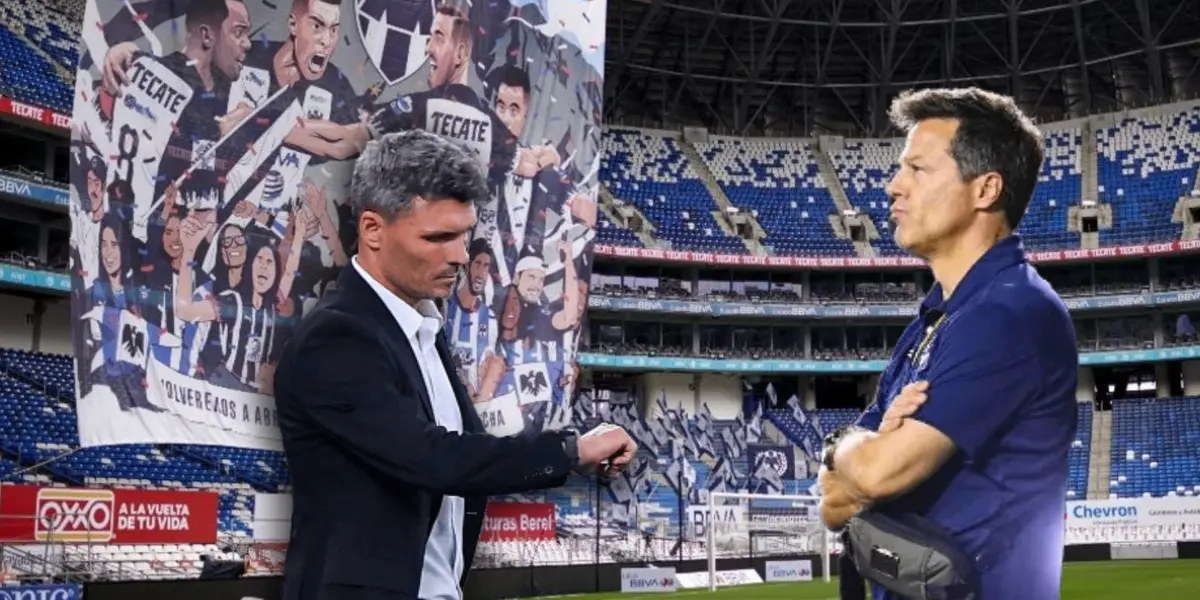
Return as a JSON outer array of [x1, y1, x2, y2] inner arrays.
[[274, 266, 574, 600]]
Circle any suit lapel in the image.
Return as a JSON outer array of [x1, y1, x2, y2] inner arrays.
[[335, 267, 436, 421]]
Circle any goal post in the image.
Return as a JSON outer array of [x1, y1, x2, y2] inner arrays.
[[704, 491, 832, 591]]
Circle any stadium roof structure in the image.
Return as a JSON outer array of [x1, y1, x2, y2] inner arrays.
[[602, 0, 1200, 136]]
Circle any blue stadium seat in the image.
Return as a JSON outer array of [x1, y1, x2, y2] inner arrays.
[[0, 24, 73, 112], [601, 129, 747, 254], [696, 138, 852, 256], [1109, 396, 1200, 499], [1095, 109, 1199, 246]]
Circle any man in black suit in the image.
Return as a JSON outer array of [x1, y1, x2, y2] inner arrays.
[[273, 129, 637, 600]]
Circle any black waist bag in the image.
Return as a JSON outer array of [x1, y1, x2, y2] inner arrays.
[[846, 509, 979, 600]]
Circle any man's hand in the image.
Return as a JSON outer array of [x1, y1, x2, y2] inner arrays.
[[879, 381, 929, 434], [818, 466, 864, 530], [577, 425, 637, 478], [101, 42, 138, 96]]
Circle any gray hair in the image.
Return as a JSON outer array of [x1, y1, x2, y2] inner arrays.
[[349, 129, 489, 220]]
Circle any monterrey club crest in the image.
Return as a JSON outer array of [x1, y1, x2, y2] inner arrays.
[[753, 449, 789, 478], [357, 0, 436, 85]]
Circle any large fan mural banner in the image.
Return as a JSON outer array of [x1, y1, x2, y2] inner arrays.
[[68, 0, 606, 449]]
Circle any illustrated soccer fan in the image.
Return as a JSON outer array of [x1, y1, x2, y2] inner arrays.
[[818, 88, 1078, 600], [444, 238, 499, 400], [273, 130, 636, 599], [175, 209, 306, 393], [99, 0, 252, 208]]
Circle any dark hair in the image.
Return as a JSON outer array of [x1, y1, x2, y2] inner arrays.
[[888, 87, 1044, 231], [214, 223, 246, 292], [468, 237, 492, 261], [97, 212, 133, 281], [186, 0, 240, 33], [87, 154, 106, 180], [493, 65, 530, 99], [95, 212, 138, 308], [236, 235, 282, 305]]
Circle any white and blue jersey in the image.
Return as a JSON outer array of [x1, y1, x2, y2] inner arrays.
[[443, 292, 498, 392]]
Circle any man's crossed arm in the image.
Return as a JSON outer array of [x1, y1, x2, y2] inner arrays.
[[818, 382, 957, 530]]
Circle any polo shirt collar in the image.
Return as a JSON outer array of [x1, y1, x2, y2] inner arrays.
[[919, 234, 1028, 317]]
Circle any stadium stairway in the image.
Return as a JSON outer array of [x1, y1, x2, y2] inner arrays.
[[1088, 409, 1112, 499], [677, 139, 736, 214], [811, 142, 855, 213], [1081, 119, 1100, 203]]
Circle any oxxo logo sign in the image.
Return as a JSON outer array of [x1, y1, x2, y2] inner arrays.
[[620, 567, 677, 593], [765, 559, 813, 582], [35, 488, 116, 542]]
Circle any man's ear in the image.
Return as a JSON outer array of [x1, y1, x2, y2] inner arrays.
[[199, 24, 214, 51], [973, 172, 1004, 212], [358, 211, 384, 252]]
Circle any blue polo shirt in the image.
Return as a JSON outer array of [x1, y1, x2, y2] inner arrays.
[[857, 235, 1078, 600]]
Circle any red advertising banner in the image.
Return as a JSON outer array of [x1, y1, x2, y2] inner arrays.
[[594, 239, 1200, 269], [0, 95, 71, 130], [480, 502, 556, 542], [0, 485, 219, 544]]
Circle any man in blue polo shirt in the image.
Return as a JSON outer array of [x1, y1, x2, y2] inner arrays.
[[818, 87, 1078, 600]]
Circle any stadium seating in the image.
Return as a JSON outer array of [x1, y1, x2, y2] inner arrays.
[[601, 129, 746, 253], [1025, 128, 1085, 250], [0, 23, 72, 112], [1109, 396, 1200, 499], [4, 0, 79, 74], [695, 137, 852, 256], [828, 139, 902, 255], [1095, 107, 1200, 246]]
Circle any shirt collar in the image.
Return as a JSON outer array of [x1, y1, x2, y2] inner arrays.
[[351, 256, 442, 347], [919, 234, 1028, 317]]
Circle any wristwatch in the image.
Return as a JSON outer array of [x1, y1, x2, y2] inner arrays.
[[822, 424, 872, 470], [560, 430, 580, 469]]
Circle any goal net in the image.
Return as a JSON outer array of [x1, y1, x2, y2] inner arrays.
[[703, 492, 831, 590]]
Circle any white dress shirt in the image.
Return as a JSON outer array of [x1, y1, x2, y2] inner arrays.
[[352, 257, 466, 600]]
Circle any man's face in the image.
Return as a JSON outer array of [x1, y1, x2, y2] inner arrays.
[[162, 216, 183, 261], [290, 0, 339, 81], [495, 83, 527, 138], [886, 119, 974, 258], [426, 12, 465, 88], [86, 170, 103, 216], [212, 0, 252, 80], [467, 251, 490, 295], [363, 197, 475, 303], [516, 268, 545, 303]]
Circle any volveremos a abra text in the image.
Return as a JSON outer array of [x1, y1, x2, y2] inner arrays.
[[479, 502, 556, 542], [0, 484, 218, 544]]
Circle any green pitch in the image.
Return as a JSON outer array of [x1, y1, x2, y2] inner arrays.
[[557, 559, 1200, 599]]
